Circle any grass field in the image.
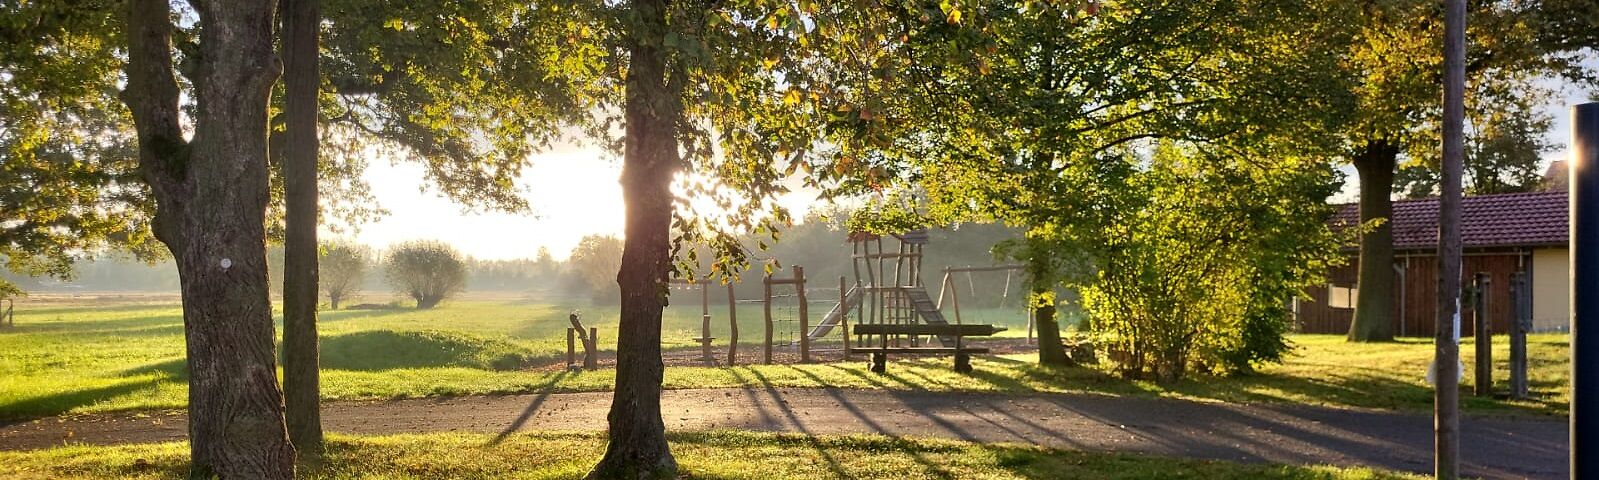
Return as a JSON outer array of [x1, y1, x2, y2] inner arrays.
[[0, 296, 1569, 419], [0, 430, 1417, 479]]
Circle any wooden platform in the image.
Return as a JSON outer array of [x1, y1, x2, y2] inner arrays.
[[855, 347, 990, 354], [851, 324, 1006, 336]]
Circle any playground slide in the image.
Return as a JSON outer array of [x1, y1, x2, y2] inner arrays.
[[903, 288, 957, 347], [808, 287, 957, 347], [806, 286, 863, 339]]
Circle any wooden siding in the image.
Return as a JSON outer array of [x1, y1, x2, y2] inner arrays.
[[1297, 252, 1528, 337]]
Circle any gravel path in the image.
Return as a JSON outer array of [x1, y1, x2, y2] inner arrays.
[[0, 388, 1566, 479]]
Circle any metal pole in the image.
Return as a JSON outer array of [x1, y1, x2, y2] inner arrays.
[[1436, 0, 1466, 476], [1570, 101, 1599, 478]]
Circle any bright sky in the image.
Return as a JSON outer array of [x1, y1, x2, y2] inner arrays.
[[349, 143, 821, 261]]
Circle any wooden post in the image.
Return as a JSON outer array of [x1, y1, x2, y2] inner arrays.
[[587, 327, 597, 369], [567, 328, 576, 368], [1436, 0, 1466, 475], [796, 265, 809, 363], [763, 274, 773, 365], [701, 282, 713, 361], [840, 276, 851, 358], [728, 282, 739, 366], [1474, 273, 1492, 396], [1510, 272, 1529, 400]]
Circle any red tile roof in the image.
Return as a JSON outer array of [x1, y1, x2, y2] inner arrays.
[[1333, 191, 1567, 250]]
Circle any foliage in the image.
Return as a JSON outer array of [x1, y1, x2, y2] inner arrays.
[[383, 240, 467, 309], [565, 235, 624, 302], [1077, 146, 1345, 380], [806, 0, 1357, 368], [0, 1, 159, 295], [320, 241, 371, 309], [1376, 0, 1597, 198], [1, 0, 600, 296]]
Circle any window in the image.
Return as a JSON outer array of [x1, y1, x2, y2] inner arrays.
[[1328, 284, 1357, 309]]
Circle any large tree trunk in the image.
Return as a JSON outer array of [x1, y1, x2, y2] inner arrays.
[[280, 0, 324, 455], [1348, 141, 1400, 342], [587, 0, 679, 477], [122, 0, 295, 477]]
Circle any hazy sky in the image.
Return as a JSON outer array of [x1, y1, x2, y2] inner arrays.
[[348, 143, 820, 261], [350, 74, 1594, 261]]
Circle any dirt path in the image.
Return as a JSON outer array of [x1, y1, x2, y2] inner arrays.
[[0, 388, 1565, 479]]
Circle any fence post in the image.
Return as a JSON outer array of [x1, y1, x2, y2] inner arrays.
[[586, 327, 597, 369], [566, 328, 576, 369], [796, 265, 809, 363], [728, 282, 739, 367], [763, 274, 773, 365], [1474, 272, 1492, 396], [840, 276, 851, 359], [700, 282, 714, 362], [1509, 272, 1529, 400]]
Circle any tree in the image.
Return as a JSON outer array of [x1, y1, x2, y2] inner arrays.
[[121, 0, 295, 475], [817, 0, 1356, 368], [384, 240, 466, 309], [279, 0, 324, 454], [1341, 0, 1597, 342], [0, 0, 159, 295], [319, 241, 368, 309], [567, 235, 625, 301], [1077, 145, 1343, 380]]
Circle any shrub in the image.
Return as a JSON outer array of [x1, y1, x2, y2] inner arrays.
[[384, 240, 467, 309], [1079, 147, 1342, 380]]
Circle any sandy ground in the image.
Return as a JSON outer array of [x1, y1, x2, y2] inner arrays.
[[0, 388, 1565, 479]]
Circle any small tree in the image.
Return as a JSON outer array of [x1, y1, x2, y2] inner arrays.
[[384, 240, 466, 309], [566, 235, 624, 302], [1079, 146, 1344, 380], [319, 241, 369, 310]]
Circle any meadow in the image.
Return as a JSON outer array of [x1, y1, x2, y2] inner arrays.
[[0, 293, 1568, 420]]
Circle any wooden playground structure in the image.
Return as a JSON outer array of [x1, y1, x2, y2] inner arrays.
[[816, 230, 1008, 373], [567, 229, 1026, 373]]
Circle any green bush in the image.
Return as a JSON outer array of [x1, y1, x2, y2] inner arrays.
[[1080, 146, 1343, 380]]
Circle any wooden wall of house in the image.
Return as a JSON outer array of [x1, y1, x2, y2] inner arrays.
[[1296, 253, 1527, 337]]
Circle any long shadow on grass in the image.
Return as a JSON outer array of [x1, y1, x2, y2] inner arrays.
[[0, 357, 186, 421], [489, 370, 570, 445], [731, 368, 851, 478]]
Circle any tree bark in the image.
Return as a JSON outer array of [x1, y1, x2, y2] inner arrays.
[[280, 0, 324, 455], [1348, 140, 1400, 342], [1436, 0, 1466, 475], [587, 0, 680, 477], [1034, 293, 1070, 365], [122, 0, 295, 477]]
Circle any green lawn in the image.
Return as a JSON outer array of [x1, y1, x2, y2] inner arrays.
[[0, 297, 1568, 419], [0, 430, 1417, 479]]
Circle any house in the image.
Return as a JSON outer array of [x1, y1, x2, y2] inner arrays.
[[1296, 191, 1569, 336]]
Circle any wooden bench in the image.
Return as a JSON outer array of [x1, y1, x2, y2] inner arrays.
[[851, 323, 1005, 373]]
